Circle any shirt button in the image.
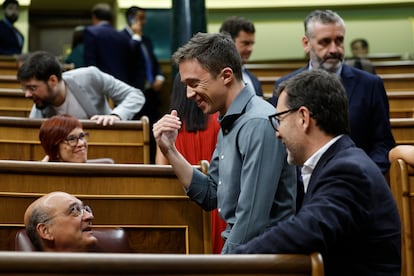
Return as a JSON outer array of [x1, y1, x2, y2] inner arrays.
[[220, 155, 224, 159], [218, 208, 221, 213], [218, 180, 222, 185]]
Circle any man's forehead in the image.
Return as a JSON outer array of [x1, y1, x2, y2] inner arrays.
[[42, 192, 80, 208]]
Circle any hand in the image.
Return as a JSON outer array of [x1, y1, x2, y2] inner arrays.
[[90, 114, 121, 126], [40, 155, 49, 162], [152, 110, 181, 156]]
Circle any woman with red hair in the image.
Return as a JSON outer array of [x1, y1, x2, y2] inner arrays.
[[39, 114, 89, 163]]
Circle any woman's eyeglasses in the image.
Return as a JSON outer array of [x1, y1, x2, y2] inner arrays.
[[63, 132, 89, 147]]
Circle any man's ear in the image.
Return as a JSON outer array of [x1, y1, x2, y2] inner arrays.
[[221, 67, 233, 85], [36, 223, 54, 241], [302, 35, 310, 54], [47, 75, 59, 86]]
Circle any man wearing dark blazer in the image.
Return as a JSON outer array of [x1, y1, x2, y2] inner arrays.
[[83, 3, 130, 84], [220, 16, 263, 97], [0, 0, 24, 55], [270, 10, 394, 174], [121, 6, 165, 163], [234, 69, 401, 276]]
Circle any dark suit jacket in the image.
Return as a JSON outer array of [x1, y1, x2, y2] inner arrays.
[[271, 64, 395, 173], [120, 28, 163, 91], [244, 68, 263, 97], [233, 135, 401, 276], [83, 23, 131, 83], [0, 19, 23, 55]]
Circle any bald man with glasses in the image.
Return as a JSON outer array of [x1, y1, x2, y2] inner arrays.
[[24, 191, 97, 252]]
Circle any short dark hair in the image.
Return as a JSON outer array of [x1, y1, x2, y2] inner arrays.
[[219, 16, 255, 40], [172, 32, 243, 81], [125, 6, 145, 22], [351, 38, 369, 50], [2, 0, 19, 9], [277, 69, 350, 136], [17, 51, 63, 82], [91, 3, 112, 22]]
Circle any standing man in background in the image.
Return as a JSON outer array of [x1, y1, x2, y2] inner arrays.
[[219, 16, 263, 97], [83, 3, 130, 84], [122, 6, 165, 163], [270, 9, 394, 174], [0, 0, 24, 55]]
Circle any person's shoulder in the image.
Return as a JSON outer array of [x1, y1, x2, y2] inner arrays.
[[343, 63, 381, 82], [276, 67, 306, 85]]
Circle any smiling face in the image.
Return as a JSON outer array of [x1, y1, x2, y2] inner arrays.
[[58, 127, 88, 163], [29, 192, 97, 252], [275, 91, 306, 166], [179, 59, 228, 115], [21, 76, 59, 110], [302, 21, 345, 72]]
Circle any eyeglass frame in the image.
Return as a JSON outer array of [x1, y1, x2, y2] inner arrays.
[[63, 132, 89, 147], [268, 108, 300, 131], [42, 203, 93, 224]]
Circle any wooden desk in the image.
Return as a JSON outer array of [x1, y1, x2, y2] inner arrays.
[[388, 91, 414, 118], [0, 252, 324, 276], [0, 161, 211, 254], [390, 118, 414, 145], [0, 116, 150, 164], [380, 73, 414, 90], [389, 159, 414, 276], [0, 75, 19, 89], [0, 88, 31, 117]]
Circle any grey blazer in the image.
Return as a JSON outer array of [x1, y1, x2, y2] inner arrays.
[[29, 66, 145, 120]]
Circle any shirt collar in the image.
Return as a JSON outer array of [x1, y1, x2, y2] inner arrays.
[[301, 134, 343, 192], [219, 85, 255, 133]]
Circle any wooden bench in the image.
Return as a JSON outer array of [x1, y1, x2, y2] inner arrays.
[[0, 160, 211, 254], [0, 251, 324, 276], [0, 116, 150, 164], [390, 118, 414, 146], [388, 91, 414, 118], [0, 75, 19, 89], [374, 60, 414, 75], [0, 88, 31, 117], [389, 159, 414, 276]]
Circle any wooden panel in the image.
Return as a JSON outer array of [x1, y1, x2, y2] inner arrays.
[[389, 159, 414, 276], [391, 118, 414, 145], [388, 91, 414, 118], [0, 88, 31, 117], [0, 75, 19, 89], [0, 251, 324, 276], [380, 73, 414, 90], [0, 116, 150, 164], [0, 161, 212, 254]]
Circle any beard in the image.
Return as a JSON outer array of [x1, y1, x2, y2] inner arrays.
[[316, 54, 344, 73], [34, 86, 56, 110], [5, 14, 18, 24]]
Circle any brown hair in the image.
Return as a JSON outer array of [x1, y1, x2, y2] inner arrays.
[[39, 114, 82, 161]]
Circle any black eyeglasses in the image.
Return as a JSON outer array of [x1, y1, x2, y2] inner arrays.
[[268, 108, 300, 131], [63, 132, 89, 147]]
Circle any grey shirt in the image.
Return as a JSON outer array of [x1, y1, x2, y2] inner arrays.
[[29, 66, 145, 120], [187, 85, 296, 253]]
